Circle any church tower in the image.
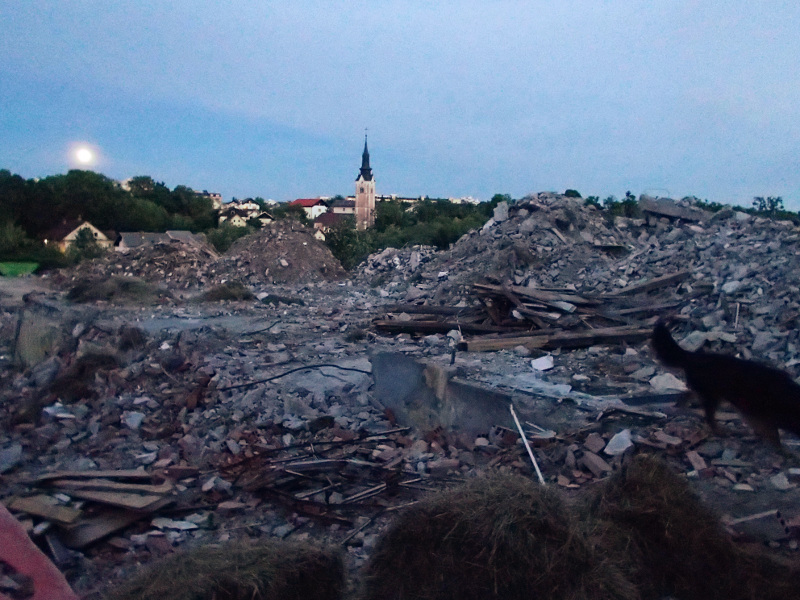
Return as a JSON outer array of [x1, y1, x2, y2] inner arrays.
[[355, 134, 375, 230]]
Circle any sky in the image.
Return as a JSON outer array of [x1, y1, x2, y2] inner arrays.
[[1, 1, 799, 208]]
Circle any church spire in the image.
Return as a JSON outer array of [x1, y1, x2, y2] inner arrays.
[[359, 134, 373, 181]]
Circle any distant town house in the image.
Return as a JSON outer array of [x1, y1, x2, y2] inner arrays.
[[312, 212, 350, 241], [290, 198, 329, 220], [218, 199, 266, 225], [329, 197, 356, 215], [115, 230, 206, 251], [42, 219, 113, 253], [229, 199, 261, 213], [255, 212, 274, 226], [218, 208, 253, 228]]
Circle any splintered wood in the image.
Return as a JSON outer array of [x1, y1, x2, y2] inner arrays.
[[5, 470, 176, 549], [373, 271, 702, 352], [219, 427, 438, 527]]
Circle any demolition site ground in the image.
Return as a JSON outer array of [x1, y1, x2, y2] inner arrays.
[[2, 194, 800, 598]]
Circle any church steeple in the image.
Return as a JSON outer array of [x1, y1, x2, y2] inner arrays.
[[355, 132, 376, 230], [358, 134, 373, 181]]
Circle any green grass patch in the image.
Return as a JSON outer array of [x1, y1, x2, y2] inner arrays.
[[0, 262, 39, 276]]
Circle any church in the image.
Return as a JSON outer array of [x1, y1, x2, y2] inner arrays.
[[354, 134, 375, 230]]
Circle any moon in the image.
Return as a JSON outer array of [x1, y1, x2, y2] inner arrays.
[[75, 147, 94, 164]]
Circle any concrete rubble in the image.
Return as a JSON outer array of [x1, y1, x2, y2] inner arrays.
[[2, 193, 800, 596]]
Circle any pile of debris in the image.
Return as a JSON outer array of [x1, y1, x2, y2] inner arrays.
[[47, 220, 346, 294], [48, 241, 219, 292], [366, 193, 800, 365], [215, 220, 346, 285], [351, 245, 438, 288]]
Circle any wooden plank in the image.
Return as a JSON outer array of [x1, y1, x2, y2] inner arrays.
[[459, 326, 651, 352], [6, 495, 82, 525], [612, 271, 690, 296], [384, 304, 478, 316], [57, 498, 173, 549], [34, 469, 152, 483], [372, 319, 526, 335], [47, 478, 173, 495], [459, 335, 549, 352], [61, 489, 167, 511], [474, 283, 599, 306]]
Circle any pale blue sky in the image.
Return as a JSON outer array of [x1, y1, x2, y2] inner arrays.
[[2, 1, 799, 207]]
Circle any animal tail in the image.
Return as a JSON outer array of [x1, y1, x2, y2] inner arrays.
[[651, 321, 689, 368]]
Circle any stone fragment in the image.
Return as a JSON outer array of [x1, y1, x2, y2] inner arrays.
[[604, 429, 633, 456], [530, 355, 554, 371], [580, 451, 612, 477], [649, 373, 688, 392], [0, 443, 23, 474], [493, 202, 509, 222], [769, 473, 795, 491], [583, 433, 606, 454]]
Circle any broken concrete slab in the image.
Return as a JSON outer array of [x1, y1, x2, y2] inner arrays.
[[639, 195, 711, 222], [371, 352, 512, 437]]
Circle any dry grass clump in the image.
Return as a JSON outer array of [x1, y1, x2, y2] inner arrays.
[[585, 454, 800, 600], [359, 473, 638, 600], [106, 540, 345, 600], [199, 281, 254, 302], [66, 276, 165, 304]]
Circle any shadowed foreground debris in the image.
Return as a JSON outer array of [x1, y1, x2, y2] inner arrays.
[[359, 473, 638, 600], [106, 540, 345, 600], [586, 454, 800, 600], [197, 281, 255, 302]]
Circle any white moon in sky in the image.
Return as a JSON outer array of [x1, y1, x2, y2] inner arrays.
[[75, 147, 94, 164]]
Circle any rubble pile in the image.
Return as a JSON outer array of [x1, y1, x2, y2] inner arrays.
[[48, 241, 219, 292], [351, 245, 438, 288], [216, 220, 346, 285], [49, 220, 346, 294], [4, 194, 800, 597], [367, 194, 800, 363]]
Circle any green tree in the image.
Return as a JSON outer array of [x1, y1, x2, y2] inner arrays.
[[206, 223, 256, 252], [584, 196, 601, 208], [375, 199, 410, 231], [752, 196, 784, 215], [0, 221, 33, 258], [272, 203, 311, 226], [324, 217, 374, 269]]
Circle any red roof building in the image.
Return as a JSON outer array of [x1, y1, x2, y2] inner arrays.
[[289, 198, 328, 220]]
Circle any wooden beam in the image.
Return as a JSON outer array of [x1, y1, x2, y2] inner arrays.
[[34, 469, 153, 483], [7, 495, 82, 525], [611, 271, 690, 296], [373, 319, 528, 335], [474, 283, 599, 306], [46, 479, 173, 495], [458, 326, 651, 352]]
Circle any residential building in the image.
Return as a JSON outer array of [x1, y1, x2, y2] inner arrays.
[[219, 208, 253, 227], [42, 219, 113, 253], [329, 197, 356, 215], [218, 199, 264, 225], [255, 212, 274, 226], [115, 230, 207, 252], [290, 198, 329, 220]]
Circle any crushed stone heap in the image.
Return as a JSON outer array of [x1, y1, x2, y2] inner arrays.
[[215, 220, 346, 285], [359, 192, 800, 363], [49, 220, 346, 291], [49, 240, 219, 291]]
